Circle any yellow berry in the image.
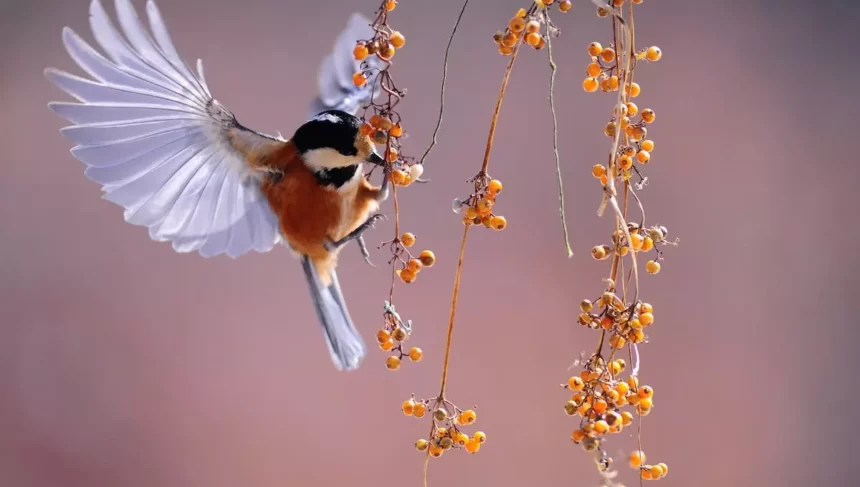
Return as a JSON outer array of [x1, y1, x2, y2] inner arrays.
[[568, 376, 585, 391], [587, 42, 603, 57], [592, 164, 607, 178], [649, 464, 665, 478], [418, 250, 436, 267], [604, 121, 617, 138], [638, 385, 654, 399], [639, 302, 654, 314], [646, 46, 662, 61], [560, 0, 573, 12], [490, 215, 507, 231], [408, 347, 423, 362], [434, 408, 448, 421], [646, 260, 661, 274], [626, 102, 639, 117], [352, 72, 366, 87], [415, 439, 428, 451], [657, 463, 669, 477], [636, 150, 651, 164], [386, 356, 401, 370], [627, 82, 641, 97], [378, 43, 396, 60], [413, 402, 427, 418], [597, 7, 609, 17], [583, 77, 599, 92], [474, 431, 487, 443], [629, 450, 646, 468], [638, 397, 653, 410], [454, 432, 470, 446], [390, 31, 406, 49], [488, 179, 503, 194], [402, 399, 415, 416], [641, 139, 654, 152], [591, 245, 607, 260], [616, 381, 630, 396], [580, 299, 593, 313], [621, 411, 634, 425], [610, 334, 626, 349]]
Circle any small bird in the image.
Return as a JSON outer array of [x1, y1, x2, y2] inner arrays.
[[45, 0, 391, 371]]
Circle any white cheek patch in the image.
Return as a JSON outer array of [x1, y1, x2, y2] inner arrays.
[[303, 147, 362, 170]]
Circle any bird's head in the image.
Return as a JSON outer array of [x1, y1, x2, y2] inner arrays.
[[292, 110, 383, 170]]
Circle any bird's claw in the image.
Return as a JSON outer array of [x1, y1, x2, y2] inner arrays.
[[357, 236, 375, 268]]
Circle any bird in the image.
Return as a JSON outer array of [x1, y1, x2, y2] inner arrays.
[[44, 0, 392, 371]]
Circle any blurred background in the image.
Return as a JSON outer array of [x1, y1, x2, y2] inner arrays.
[[1, 0, 857, 486]]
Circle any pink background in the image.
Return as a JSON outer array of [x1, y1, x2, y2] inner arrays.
[[1, 1, 857, 486]]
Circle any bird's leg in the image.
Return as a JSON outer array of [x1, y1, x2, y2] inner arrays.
[[323, 213, 387, 266]]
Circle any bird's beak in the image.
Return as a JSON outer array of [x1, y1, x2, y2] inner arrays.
[[367, 149, 385, 166]]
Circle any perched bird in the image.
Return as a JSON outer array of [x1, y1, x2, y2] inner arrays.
[[45, 0, 390, 371]]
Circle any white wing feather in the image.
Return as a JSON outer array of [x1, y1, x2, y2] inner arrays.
[[47, 0, 282, 258]]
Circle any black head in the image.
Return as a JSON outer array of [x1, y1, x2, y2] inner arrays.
[[292, 110, 362, 157]]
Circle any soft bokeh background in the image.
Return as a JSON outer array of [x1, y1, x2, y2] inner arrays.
[[1, 0, 858, 486]]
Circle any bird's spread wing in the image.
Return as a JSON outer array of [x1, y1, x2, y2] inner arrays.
[[308, 13, 382, 118], [47, 0, 285, 258]]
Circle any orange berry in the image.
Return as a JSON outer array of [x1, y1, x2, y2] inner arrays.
[[619, 155, 633, 170], [488, 179, 503, 194], [559, 0, 573, 12], [639, 312, 654, 326], [588, 42, 603, 57], [597, 6, 609, 17], [627, 82, 641, 97], [429, 444, 443, 457], [390, 31, 406, 49], [385, 0, 397, 11], [525, 32, 542, 48], [636, 150, 651, 164], [380, 338, 395, 351], [386, 356, 401, 370], [593, 399, 608, 414], [641, 236, 655, 252], [600, 48, 616, 63], [392, 326, 407, 341], [377, 329, 391, 344], [627, 376, 639, 389], [638, 397, 653, 410], [621, 411, 634, 425], [490, 215, 507, 231], [509, 16, 526, 33], [455, 432, 470, 446], [413, 402, 427, 418], [400, 232, 416, 247], [477, 198, 493, 215], [583, 77, 599, 92], [610, 334, 626, 349], [571, 429, 586, 443], [641, 109, 656, 124], [378, 43, 396, 60], [641, 467, 654, 480], [626, 102, 639, 117], [499, 45, 515, 56], [526, 20, 541, 33], [408, 347, 423, 362], [592, 164, 607, 178], [629, 450, 647, 468], [407, 258, 423, 274], [568, 376, 585, 391], [649, 464, 665, 478], [646, 260, 661, 274], [399, 268, 417, 283], [516, 8, 528, 18], [459, 409, 477, 425], [629, 328, 645, 343], [646, 46, 662, 61], [359, 122, 375, 137], [502, 32, 519, 48], [465, 439, 480, 453], [386, 148, 399, 162], [608, 75, 620, 91], [629, 233, 644, 250], [638, 385, 654, 399], [353, 44, 369, 61], [352, 72, 366, 87], [639, 302, 654, 314], [641, 139, 654, 152], [390, 123, 404, 137], [473, 431, 487, 444], [402, 399, 415, 416], [418, 250, 436, 267], [616, 381, 630, 396], [587, 62, 602, 77]]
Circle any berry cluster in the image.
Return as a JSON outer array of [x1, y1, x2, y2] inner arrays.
[[376, 300, 424, 371], [588, 223, 671, 275], [455, 178, 507, 231], [492, 2, 572, 56], [409, 399, 485, 457], [351, 0, 434, 371]]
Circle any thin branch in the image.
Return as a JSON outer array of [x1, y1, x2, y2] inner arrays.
[[419, 0, 471, 165]]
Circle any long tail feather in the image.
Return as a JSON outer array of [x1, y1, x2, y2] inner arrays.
[[300, 256, 365, 371]]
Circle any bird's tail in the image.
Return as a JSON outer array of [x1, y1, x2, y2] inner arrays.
[[300, 255, 366, 371]]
